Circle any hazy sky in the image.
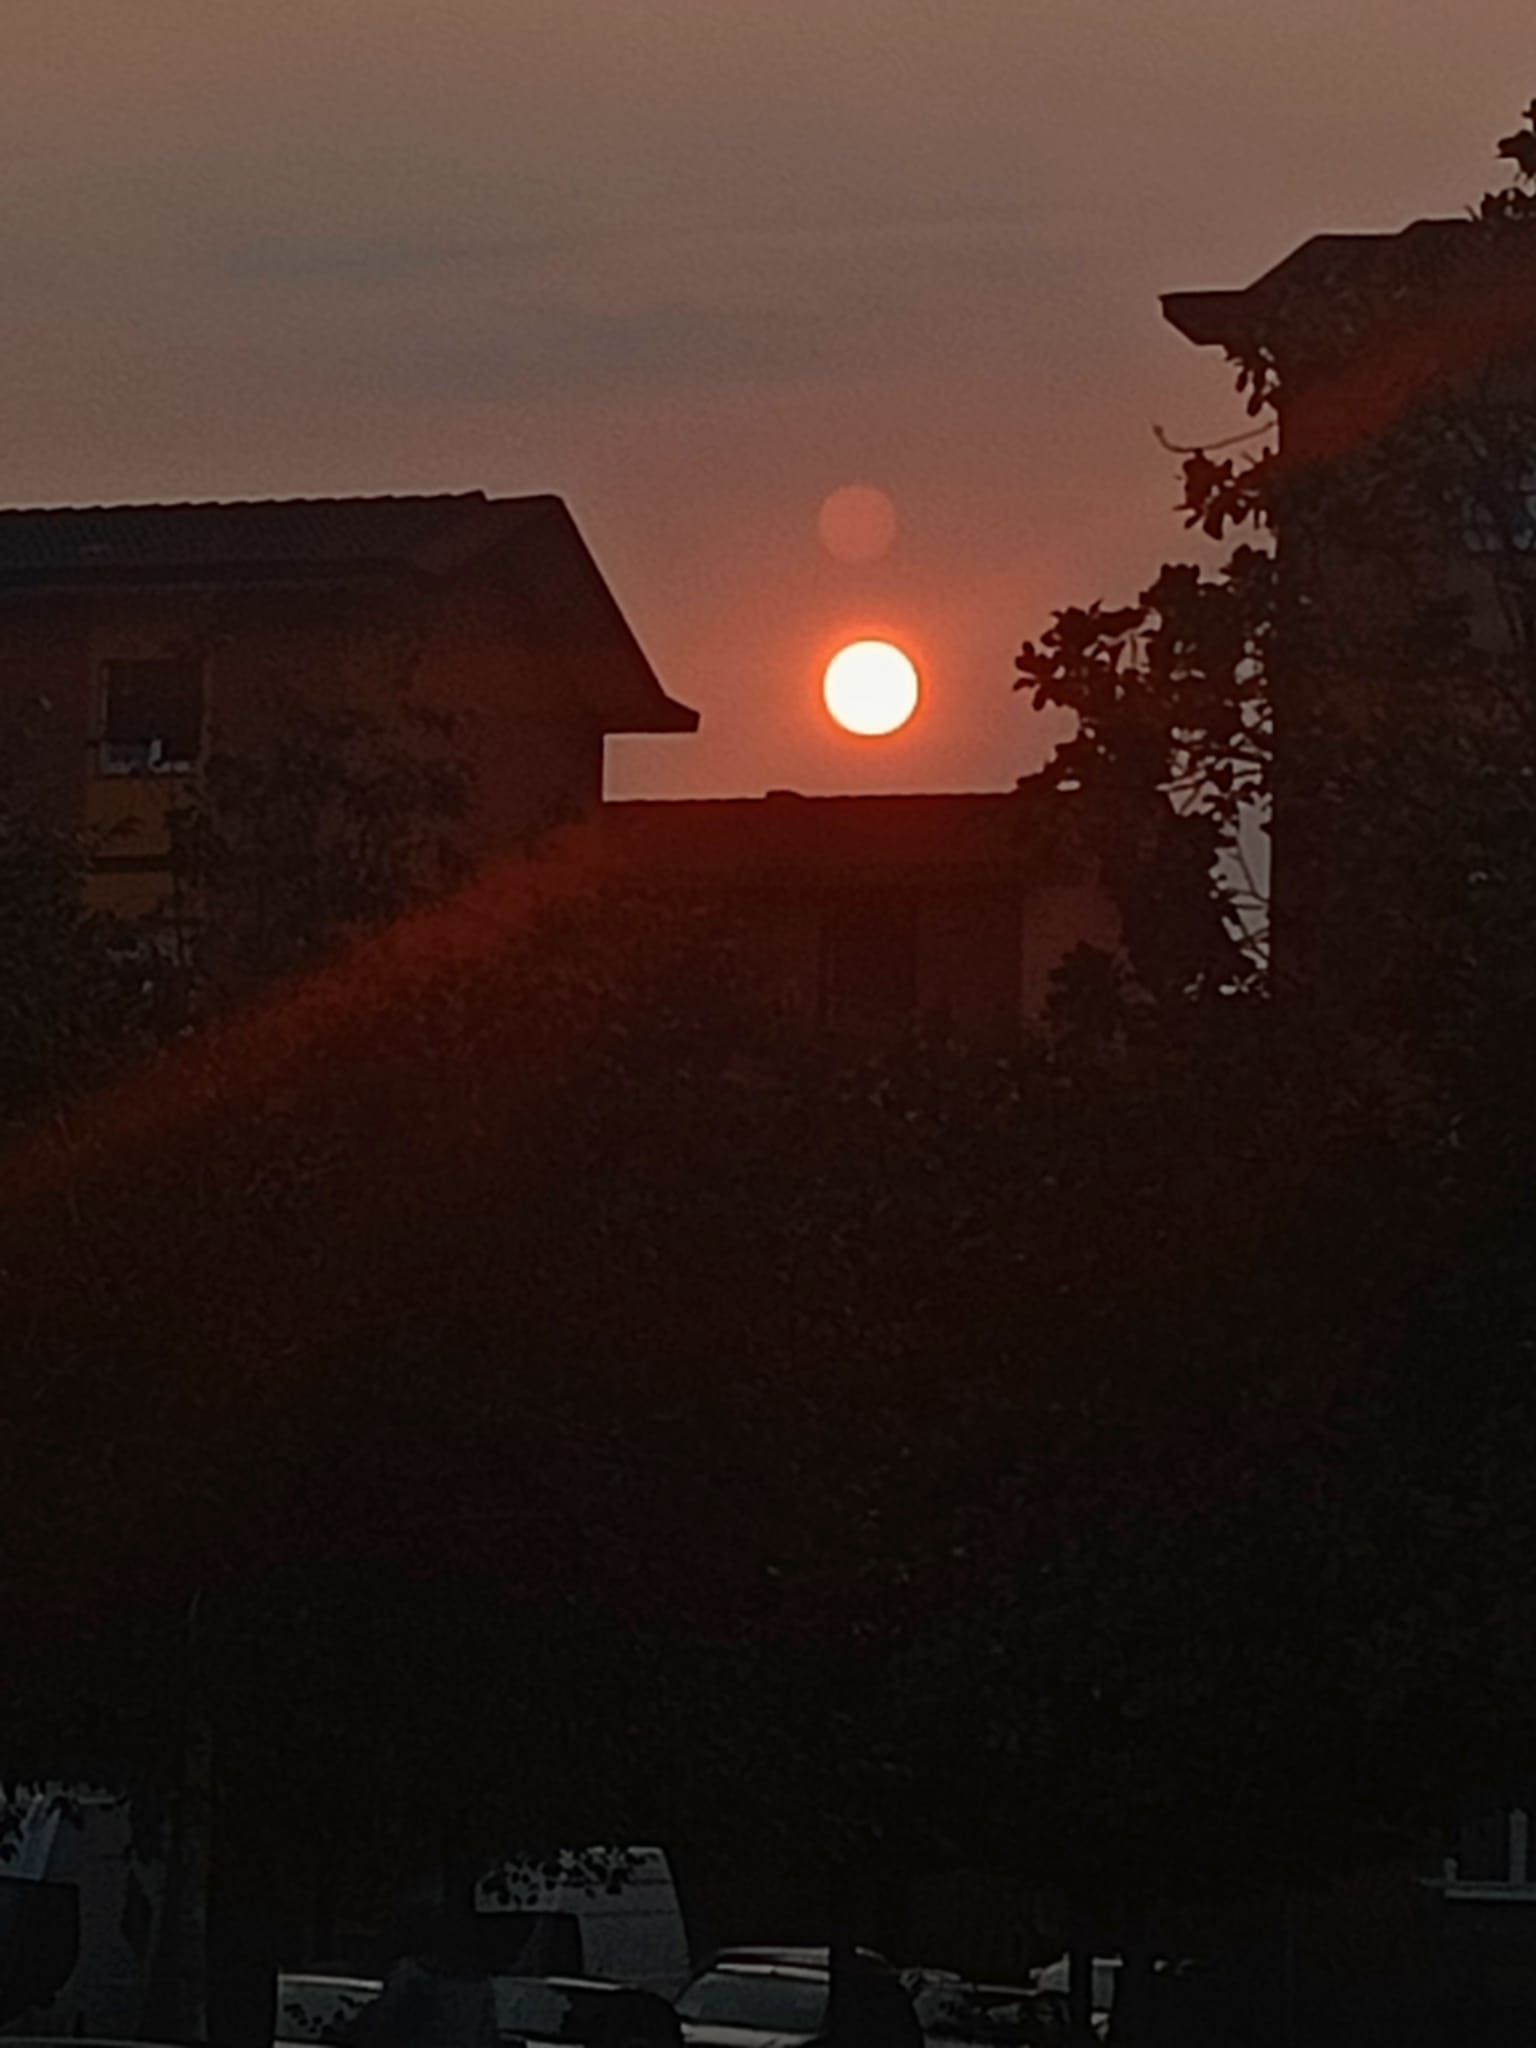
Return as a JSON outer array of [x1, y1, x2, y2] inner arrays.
[[4, 2, 1532, 796]]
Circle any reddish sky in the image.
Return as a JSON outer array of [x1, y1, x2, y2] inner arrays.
[[3, 3, 1531, 796]]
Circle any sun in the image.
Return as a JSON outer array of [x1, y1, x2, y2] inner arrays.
[[822, 639, 920, 737]]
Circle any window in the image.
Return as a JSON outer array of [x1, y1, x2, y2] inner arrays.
[[99, 657, 203, 774]]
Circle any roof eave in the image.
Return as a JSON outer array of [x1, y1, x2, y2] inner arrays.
[[608, 696, 700, 736], [0, 560, 416, 595], [521, 500, 699, 737], [1161, 288, 1256, 351]]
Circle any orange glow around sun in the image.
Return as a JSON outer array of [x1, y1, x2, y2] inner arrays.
[[822, 639, 920, 737]]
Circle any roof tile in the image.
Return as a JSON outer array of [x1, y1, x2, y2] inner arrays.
[[0, 491, 494, 579]]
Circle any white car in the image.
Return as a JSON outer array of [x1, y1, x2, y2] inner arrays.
[[274, 1973, 385, 2044], [474, 1846, 691, 1999], [676, 1960, 832, 2048], [899, 1968, 1083, 2046], [491, 1974, 683, 2048], [676, 1953, 916, 2048], [1032, 1959, 1118, 2040]]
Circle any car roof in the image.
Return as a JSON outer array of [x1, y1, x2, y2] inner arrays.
[[281, 1976, 383, 1991], [913, 1981, 1034, 1999], [497, 1975, 665, 2001], [713, 1947, 889, 1972], [703, 1963, 829, 1984]]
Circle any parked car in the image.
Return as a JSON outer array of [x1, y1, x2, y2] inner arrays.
[[899, 1972, 1082, 2047], [274, 1971, 678, 2048], [474, 1848, 691, 1998], [676, 1952, 917, 2048], [712, 1951, 892, 1974], [676, 1959, 830, 2048], [1030, 1960, 1117, 2042], [0, 1785, 166, 2037], [274, 1973, 384, 2044], [491, 1975, 682, 2048]]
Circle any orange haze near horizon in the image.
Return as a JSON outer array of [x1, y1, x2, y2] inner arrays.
[[0, 3, 1531, 798]]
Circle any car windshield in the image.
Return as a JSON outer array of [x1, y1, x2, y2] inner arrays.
[[676, 1972, 828, 2034]]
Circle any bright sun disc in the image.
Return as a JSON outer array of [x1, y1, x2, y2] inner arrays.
[[823, 639, 920, 737]]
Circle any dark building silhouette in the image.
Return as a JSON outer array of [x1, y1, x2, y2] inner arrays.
[[1170, 219, 1536, 2031], [1165, 219, 1536, 1006], [0, 492, 1129, 1038], [0, 491, 696, 922], [590, 790, 1118, 1043]]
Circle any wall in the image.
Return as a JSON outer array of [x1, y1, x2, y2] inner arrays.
[[1272, 346, 1536, 1008], [0, 600, 96, 832], [0, 572, 608, 929], [623, 857, 1118, 1046]]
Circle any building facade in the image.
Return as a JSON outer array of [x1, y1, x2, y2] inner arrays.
[[0, 490, 1126, 1038], [1164, 218, 1536, 1010], [0, 492, 697, 923], [589, 790, 1118, 1043], [1168, 217, 1536, 2029]]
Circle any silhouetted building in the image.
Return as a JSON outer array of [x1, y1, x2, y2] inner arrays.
[[0, 492, 1126, 1037], [1165, 218, 1536, 1005], [1164, 217, 1536, 466], [0, 491, 696, 921], [591, 790, 1118, 1043], [1169, 218, 1536, 2030]]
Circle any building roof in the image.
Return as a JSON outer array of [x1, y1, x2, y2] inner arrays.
[[594, 789, 1081, 884], [1163, 218, 1536, 468], [0, 490, 697, 736], [1163, 221, 1465, 352], [1163, 217, 1536, 368], [0, 491, 502, 580]]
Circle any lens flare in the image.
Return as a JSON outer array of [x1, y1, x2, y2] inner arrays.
[[817, 484, 898, 563]]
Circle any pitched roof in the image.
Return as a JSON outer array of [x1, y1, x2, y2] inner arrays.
[[0, 491, 504, 581], [0, 490, 698, 735]]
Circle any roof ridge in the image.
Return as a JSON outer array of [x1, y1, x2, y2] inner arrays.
[[0, 489, 491, 520], [1301, 216, 1465, 248]]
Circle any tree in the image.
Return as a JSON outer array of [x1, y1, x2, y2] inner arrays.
[[1001, 94, 1536, 2039], [0, 654, 478, 2040], [165, 680, 471, 1006], [0, 717, 153, 1125], [0, 868, 1487, 1909], [1018, 96, 1536, 1052], [5, 825, 1535, 2048], [14, 109, 1536, 2048]]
